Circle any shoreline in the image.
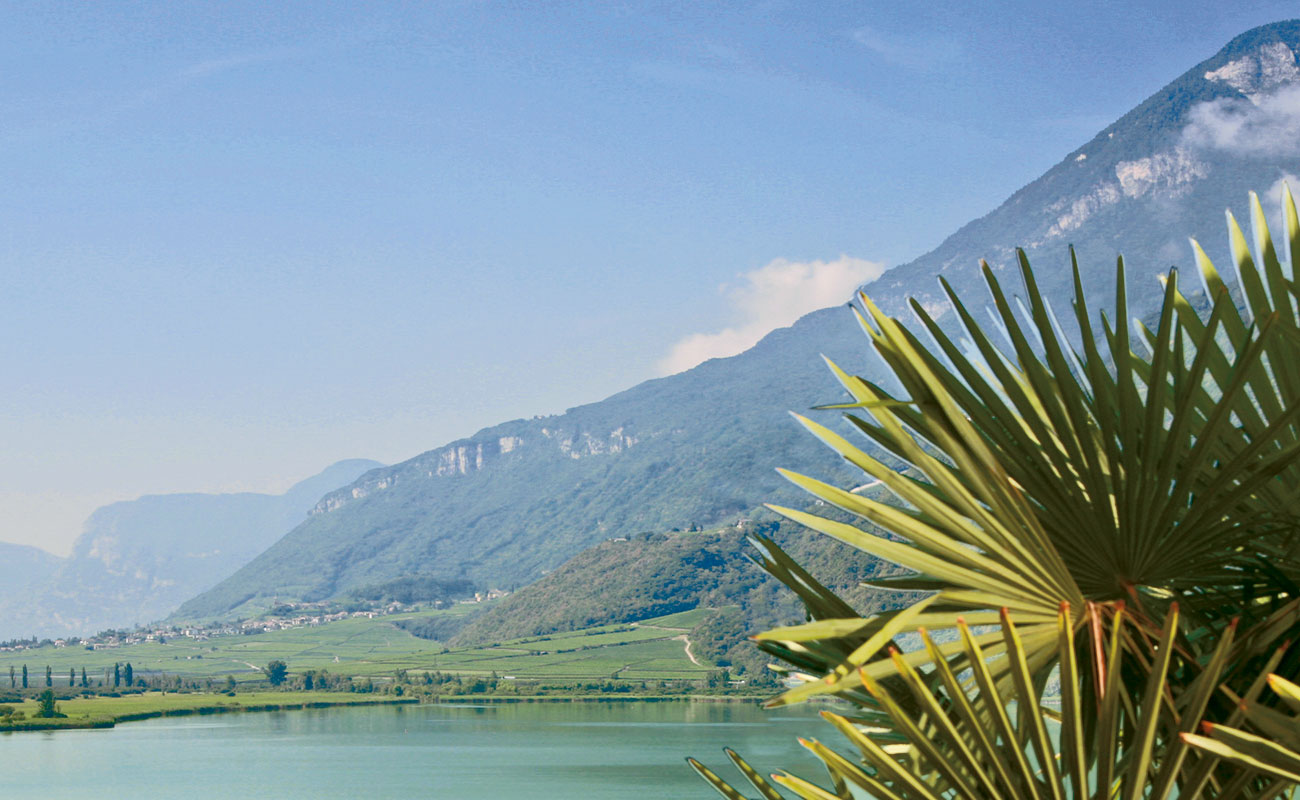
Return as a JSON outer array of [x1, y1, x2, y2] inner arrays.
[[0, 692, 767, 734], [0, 696, 418, 733], [428, 694, 763, 704]]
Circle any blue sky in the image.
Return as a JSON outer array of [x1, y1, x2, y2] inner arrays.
[[2, 1, 1296, 555]]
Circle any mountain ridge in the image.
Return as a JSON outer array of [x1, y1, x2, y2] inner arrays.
[[864, 19, 1300, 325], [179, 20, 1300, 621]]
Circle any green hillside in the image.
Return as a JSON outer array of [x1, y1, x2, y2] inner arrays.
[[452, 517, 915, 675]]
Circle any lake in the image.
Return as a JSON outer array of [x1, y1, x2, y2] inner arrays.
[[2, 700, 833, 798]]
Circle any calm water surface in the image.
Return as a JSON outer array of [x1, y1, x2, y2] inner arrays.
[[2, 701, 831, 799]]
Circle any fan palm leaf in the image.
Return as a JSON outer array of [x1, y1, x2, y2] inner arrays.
[[753, 189, 1300, 717], [693, 606, 1296, 799], [692, 188, 1300, 800]]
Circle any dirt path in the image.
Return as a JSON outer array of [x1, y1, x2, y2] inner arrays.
[[630, 622, 705, 667], [674, 634, 704, 667]]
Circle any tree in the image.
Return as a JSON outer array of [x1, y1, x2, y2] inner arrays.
[[34, 689, 60, 719], [7, 666, 13, 689], [44, 666, 51, 688], [225, 675, 237, 691], [113, 662, 120, 688], [68, 668, 74, 687], [264, 660, 288, 687], [80, 667, 88, 688], [695, 188, 1300, 798], [21, 665, 27, 689], [123, 662, 133, 686]]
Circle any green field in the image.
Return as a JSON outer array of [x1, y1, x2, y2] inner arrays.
[[0, 691, 415, 731], [0, 608, 717, 687]]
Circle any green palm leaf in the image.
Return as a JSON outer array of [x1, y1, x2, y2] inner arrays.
[[753, 189, 1300, 717], [694, 607, 1292, 799], [695, 187, 1300, 799]]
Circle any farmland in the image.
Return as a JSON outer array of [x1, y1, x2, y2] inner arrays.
[[0, 607, 718, 687]]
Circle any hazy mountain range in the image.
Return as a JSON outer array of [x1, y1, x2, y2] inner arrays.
[[0, 459, 380, 640]]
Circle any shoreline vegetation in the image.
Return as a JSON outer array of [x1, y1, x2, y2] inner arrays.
[[0, 689, 766, 733], [0, 691, 418, 732]]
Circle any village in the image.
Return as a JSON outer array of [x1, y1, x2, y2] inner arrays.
[[0, 589, 510, 655]]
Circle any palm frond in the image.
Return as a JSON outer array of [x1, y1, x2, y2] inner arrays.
[[755, 188, 1300, 714], [697, 187, 1300, 800], [695, 607, 1292, 799]]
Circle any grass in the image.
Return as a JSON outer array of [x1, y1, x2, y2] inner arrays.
[[0, 690, 415, 731], [635, 608, 713, 629], [0, 609, 717, 687]]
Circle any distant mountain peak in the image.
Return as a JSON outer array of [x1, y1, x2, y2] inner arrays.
[[861, 19, 1300, 326], [0, 458, 382, 639], [1204, 39, 1298, 98]]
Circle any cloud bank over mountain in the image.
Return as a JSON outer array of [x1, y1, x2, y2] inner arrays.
[[658, 255, 885, 375], [1183, 84, 1300, 157]]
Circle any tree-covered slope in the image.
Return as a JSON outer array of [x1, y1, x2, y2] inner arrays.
[[447, 519, 910, 676], [180, 21, 1300, 620]]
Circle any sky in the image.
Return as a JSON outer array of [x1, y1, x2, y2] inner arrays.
[[2, 1, 1297, 556]]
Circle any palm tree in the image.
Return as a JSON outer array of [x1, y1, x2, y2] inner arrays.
[[693, 188, 1300, 798]]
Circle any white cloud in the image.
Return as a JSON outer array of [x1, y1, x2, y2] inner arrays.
[[179, 47, 305, 80], [849, 26, 959, 72], [1182, 83, 1300, 157], [658, 255, 885, 375]]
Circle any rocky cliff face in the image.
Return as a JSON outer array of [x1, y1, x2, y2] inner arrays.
[[180, 21, 1300, 621], [310, 427, 644, 517]]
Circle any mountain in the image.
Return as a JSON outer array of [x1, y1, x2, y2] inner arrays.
[[0, 542, 60, 583], [0, 459, 381, 639], [0, 543, 61, 629], [179, 21, 1300, 620], [870, 21, 1300, 324], [176, 315, 867, 620]]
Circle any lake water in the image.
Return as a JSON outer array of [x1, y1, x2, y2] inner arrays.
[[2, 701, 833, 799]]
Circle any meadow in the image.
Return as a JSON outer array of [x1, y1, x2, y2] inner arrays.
[[0, 608, 717, 688]]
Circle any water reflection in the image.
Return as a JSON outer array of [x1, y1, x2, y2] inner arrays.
[[3, 700, 829, 800]]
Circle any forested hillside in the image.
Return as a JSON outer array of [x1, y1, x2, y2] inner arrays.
[[422, 515, 912, 676]]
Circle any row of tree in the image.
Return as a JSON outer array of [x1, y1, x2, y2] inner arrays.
[[6, 662, 135, 690]]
